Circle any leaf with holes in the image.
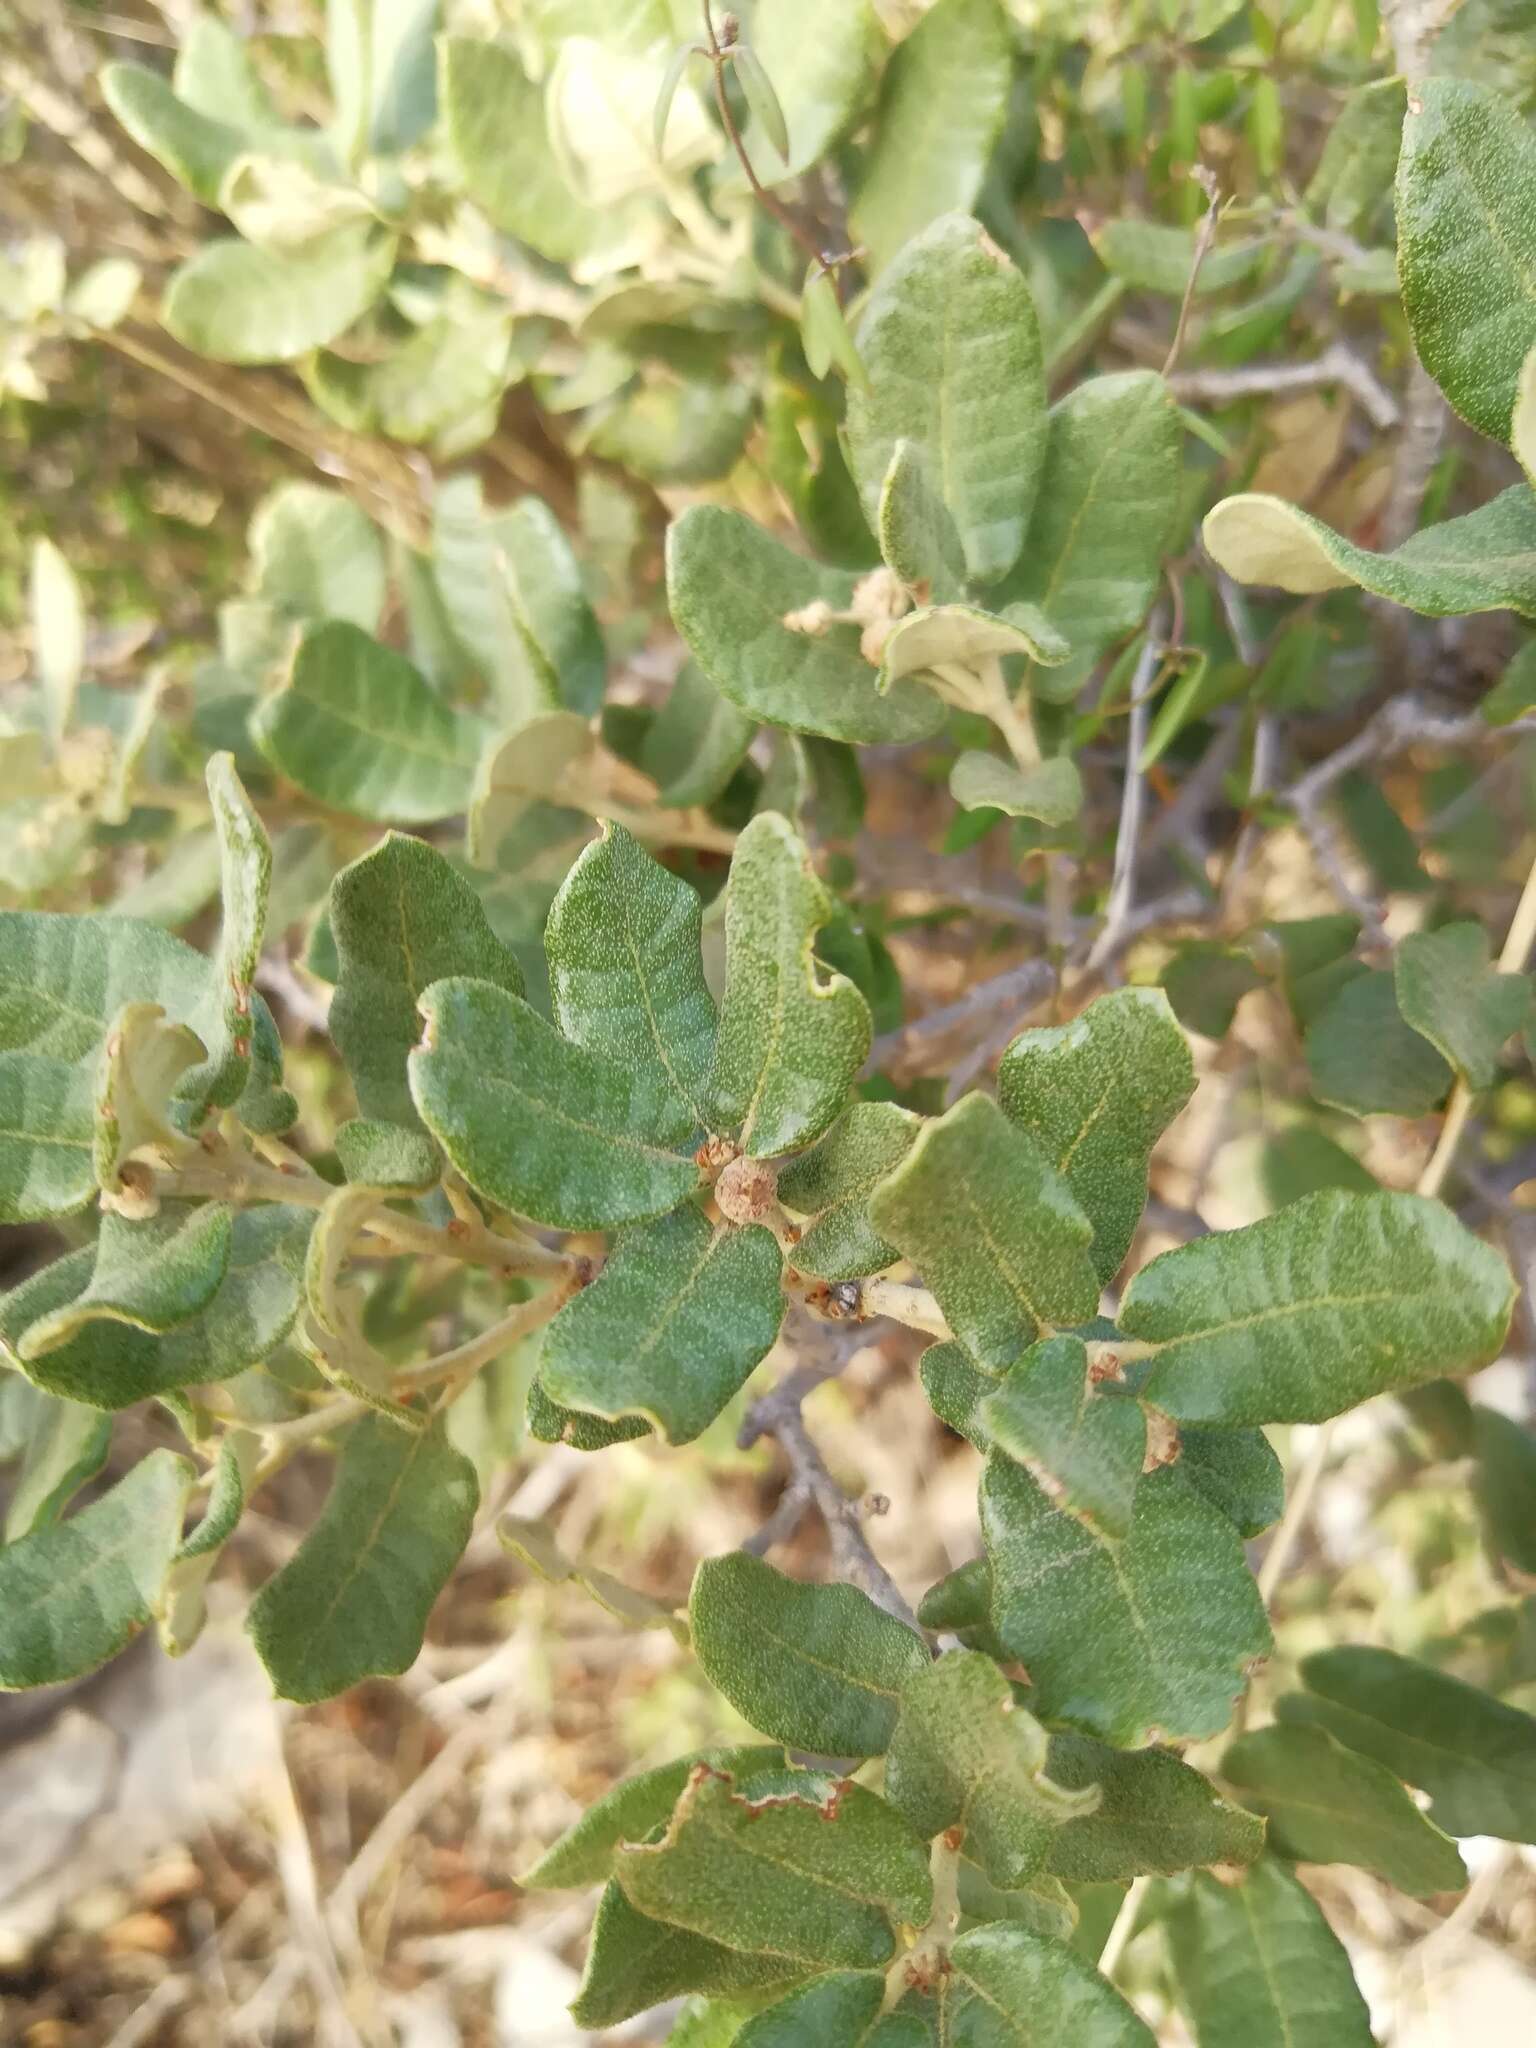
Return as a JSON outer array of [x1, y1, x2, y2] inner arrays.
[[980, 1337, 1146, 1543], [1394, 920, 1531, 1091], [1045, 1735, 1265, 1883], [525, 1745, 789, 1888]]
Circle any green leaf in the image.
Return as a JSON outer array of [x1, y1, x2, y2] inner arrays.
[[920, 1341, 1001, 1452], [949, 752, 1082, 827], [1396, 77, 1536, 443], [1203, 487, 1536, 618], [525, 1746, 787, 1887], [172, 14, 281, 127], [186, 751, 272, 1117], [1278, 1645, 1536, 1840], [432, 477, 567, 724], [0, 1450, 194, 1689], [93, 1006, 199, 1200], [546, 824, 715, 1144], [942, 1924, 1155, 2047], [1395, 920, 1531, 1090], [612, 1764, 930, 1972], [845, 213, 1045, 586], [163, 219, 395, 366], [330, 832, 524, 1140], [29, 538, 85, 748], [159, 1430, 259, 1656], [1166, 1861, 1374, 2048], [667, 507, 947, 746], [850, 0, 1014, 274], [1045, 1736, 1265, 1884], [4, 1207, 313, 1410], [1, 1389, 110, 1541], [540, 1209, 784, 1444], [1089, 219, 1266, 297], [800, 268, 869, 389], [1306, 969, 1453, 1118], [411, 978, 702, 1230], [571, 1880, 802, 2032], [885, 1650, 1099, 1888], [1222, 1723, 1466, 1896], [441, 35, 610, 267], [1305, 76, 1407, 235], [777, 1102, 920, 1281], [252, 622, 484, 824], [467, 711, 593, 870], [733, 1974, 885, 2046], [982, 1457, 1271, 1747], [868, 1094, 1099, 1372], [981, 1337, 1146, 1543], [1118, 1189, 1516, 1427], [878, 439, 967, 603], [735, 0, 881, 182], [0, 1054, 96, 1223], [1472, 1405, 1536, 1574], [732, 43, 789, 163], [18, 1202, 232, 1358], [500, 1513, 687, 1639], [654, 42, 698, 158], [246, 1411, 478, 1702], [527, 1375, 651, 1452], [1179, 1427, 1284, 1538], [249, 481, 387, 632], [998, 988, 1195, 1285], [689, 1551, 929, 1756], [102, 61, 249, 205], [1516, 343, 1536, 489], [638, 663, 756, 809], [707, 813, 872, 1157], [1481, 639, 1536, 726], [995, 373, 1181, 657]]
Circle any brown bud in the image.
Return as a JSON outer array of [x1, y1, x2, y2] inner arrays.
[[715, 1154, 778, 1227]]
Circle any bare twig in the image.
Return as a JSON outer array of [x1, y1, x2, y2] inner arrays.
[[1169, 341, 1400, 433], [865, 958, 1056, 1078], [1084, 626, 1164, 974], [1162, 167, 1222, 377]]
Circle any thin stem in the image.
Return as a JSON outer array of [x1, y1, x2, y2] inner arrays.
[[859, 1278, 953, 1340], [1084, 626, 1163, 974], [1161, 168, 1222, 378], [701, 0, 842, 274], [1099, 1874, 1150, 1981]]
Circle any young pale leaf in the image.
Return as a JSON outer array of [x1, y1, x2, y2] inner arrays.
[[1278, 1646, 1536, 1840], [690, 1551, 929, 1756], [885, 1650, 1099, 1888], [732, 0, 881, 182], [707, 813, 871, 1157], [19, 1203, 232, 1359], [734, 1974, 885, 2046], [1306, 969, 1453, 1119], [980, 1337, 1146, 1543], [546, 824, 715, 1144], [850, 0, 1013, 274], [611, 1765, 930, 1972], [1166, 1861, 1374, 2048], [868, 1094, 1099, 1372], [164, 220, 396, 366], [330, 833, 524, 1138], [0, 1450, 194, 1688], [845, 213, 1045, 586], [250, 481, 387, 632], [467, 711, 592, 870], [1222, 1723, 1466, 1896], [777, 1102, 920, 1281], [982, 1457, 1271, 1747], [540, 1210, 783, 1445], [667, 507, 947, 746], [942, 1923, 1155, 2047], [1396, 78, 1536, 443], [253, 623, 484, 824], [411, 979, 702, 1230], [1394, 921, 1531, 1091], [159, 1429, 259, 1657], [995, 373, 1181, 657], [800, 268, 868, 389], [93, 1002, 202, 1196], [500, 1514, 686, 1640], [182, 751, 271, 1117], [29, 538, 85, 748], [1203, 487, 1536, 617], [1118, 1189, 1515, 1427], [525, 1746, 787, 1888], [731, 43, 789, 163], [949, 752, 1083, 827], [570, 1879, 802, 2032], [442, 35, 608, 267], [101, 61, 249, 205], [998, 988, 1195, 1285], [654, 43, 698, 157], [246, 1412, 478, 1703], [878, 604, 1070, 692], [1045, 1736, 1264, 1883]]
